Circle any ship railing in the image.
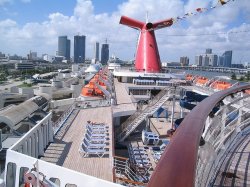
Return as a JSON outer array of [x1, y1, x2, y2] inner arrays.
[[203, 94, 250, 142], [113, 156, 146, 186], [52, 103, 76, 135], [113, 67, 170, 74], [76, 99, 111, 109], [147, 84, 250, 187], [195, 95, 250, 186], [4, 110, 121, 187]]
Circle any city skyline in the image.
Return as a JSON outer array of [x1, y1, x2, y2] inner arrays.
[[0, 0, 250, 64]]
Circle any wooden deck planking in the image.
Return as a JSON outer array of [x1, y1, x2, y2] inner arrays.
[[213, 133, 250, 186], [41, 107, 114, 182], [113, 79, 136, 116]]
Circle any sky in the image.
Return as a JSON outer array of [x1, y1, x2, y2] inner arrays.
[[0, 0, 250, 64]]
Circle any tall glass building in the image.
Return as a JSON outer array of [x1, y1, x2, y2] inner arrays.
[[221, 50, 232, 67], [58, 36, 70, 60], [94, 42, 99, 61], [101, 43, 109, 64], [74, 35, 86, 63]]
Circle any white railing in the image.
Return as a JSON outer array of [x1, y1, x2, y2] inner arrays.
[[4, 109, 121, 187], [195, 94, 250, 187], [114, 157, 146, 186], [53, 104, 76, 135]]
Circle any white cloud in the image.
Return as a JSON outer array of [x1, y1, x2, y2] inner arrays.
[[0, 0, 250, 64], [0, 0, 11, 6], [20, 0, 31, 3]]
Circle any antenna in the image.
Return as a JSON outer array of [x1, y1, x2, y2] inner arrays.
[[146, 11, 149, 23]]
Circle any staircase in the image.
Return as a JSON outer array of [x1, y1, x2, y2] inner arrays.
[[116, 88, 171, 142]]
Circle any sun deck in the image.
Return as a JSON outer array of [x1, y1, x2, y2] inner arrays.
[[113, 78, 136, 117], [41, 107, 114, 182]]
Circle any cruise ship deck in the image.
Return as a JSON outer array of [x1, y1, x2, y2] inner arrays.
[[113, 78, 136, 117], [41, 107, 114, 182]]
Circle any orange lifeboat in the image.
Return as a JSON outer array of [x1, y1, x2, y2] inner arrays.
[[245, 89, 250, 94], [185, 74, 193, 81], [195, 76, 209, 86], [81, 73, 107, 97], [211, 81, 232, 91]]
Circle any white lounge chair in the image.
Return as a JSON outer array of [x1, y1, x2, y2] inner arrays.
[[87, 123, 109, 128], [85, 133, 108, 144], [86, 125, 109, 132], [86, 129, 108, 138], [86, 128, 109, 135], [79, 144, 107, 158], [82, 139, 106, 149]]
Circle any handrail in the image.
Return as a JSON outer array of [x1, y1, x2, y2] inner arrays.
[[147, 84, 250, 187]]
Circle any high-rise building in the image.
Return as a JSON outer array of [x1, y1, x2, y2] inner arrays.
[[195, 49, 218, 67], [94, 42, 99, 61], [195, 55, 203, 66], [208, 54, 218, 67], [58, 36, 70, 60], [101, 43, 109, 64], [206, 49, 212, 54], [180, 56, 189, 66], [219, 56, 224, 66], [202, 55, 209, 66], [221, 50, 232, 67], [28, 51, 37, 60], [74, 35, 86, 63]]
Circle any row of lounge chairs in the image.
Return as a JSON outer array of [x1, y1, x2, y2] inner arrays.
[[129, 146, 152, 169], [150, 140, 169, 163], [79, 122, 109, 158]]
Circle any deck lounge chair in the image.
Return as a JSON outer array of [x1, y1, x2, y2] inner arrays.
[[85, 133, 108, 144], [86, 128, 109, 135], [86, 125, 109, 132], [88, 123, 109, 128], [79, 144, 108, 158], [86, 129, 108, 137], [82, 139, 106, 149]]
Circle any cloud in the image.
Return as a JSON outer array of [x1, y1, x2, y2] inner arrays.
[[0, 0, 249, 64], [0, 0, 11, 6], [20, 0, 31, 3]]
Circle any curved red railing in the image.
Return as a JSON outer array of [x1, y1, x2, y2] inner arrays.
[[147, 84, 250, 187]]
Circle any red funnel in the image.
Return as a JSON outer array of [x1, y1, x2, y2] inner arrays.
[[120, 16, 173, 73]]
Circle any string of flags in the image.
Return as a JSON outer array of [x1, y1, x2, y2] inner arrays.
[[172, 0, 235, 24], [146, 0, 235, 31]]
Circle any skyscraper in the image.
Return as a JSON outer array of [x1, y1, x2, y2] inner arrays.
[[74, 35, 86, 63], [206, 49, 212, 54], [94, 42, 99, 61], [221, 50, 232, 67], [195, 49, 218, 67], [180, 56, 189, 66], [195, 55, 203, 66], [202, 55, 209, 66], [209, 54, 218, 67], [101, 43, 109, 64], [58, 36, 70, 60]]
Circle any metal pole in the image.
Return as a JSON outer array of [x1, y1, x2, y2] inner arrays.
[[171, 86, 176, 129]]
